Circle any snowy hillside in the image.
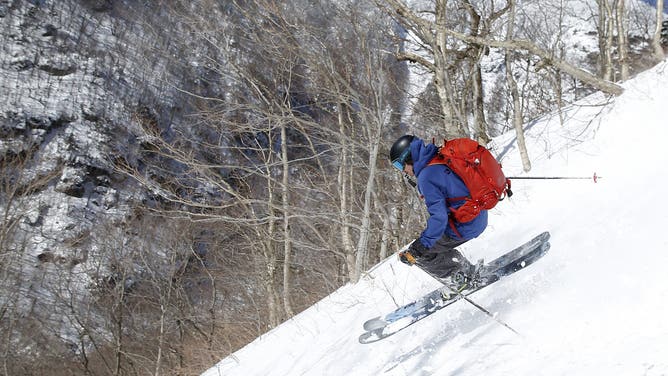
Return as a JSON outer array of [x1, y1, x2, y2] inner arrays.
[[202, 59, 668, 376]]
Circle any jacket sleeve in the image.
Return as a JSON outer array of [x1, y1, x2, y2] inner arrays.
[[417, 168, 448, 248]]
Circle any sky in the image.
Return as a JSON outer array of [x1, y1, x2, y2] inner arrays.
[[202, 60, 668, 376], [641, 0, 668, 12]]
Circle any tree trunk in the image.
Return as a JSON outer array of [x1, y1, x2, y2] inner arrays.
[[154, 260, 174, 376], [652, 0, 666, 61], [336, 105, 355, 280], [353, 118, 381, 281], [280, 122, 294, 317], [434, 0, 467, 136], [505, 0, 531, 172], [615, 0, 629, 81], [262, 140, 280, 327], [113, 269, 127, 376], [472, 62, 489, 145], [598, 1, 614, 81], [379, 211, 392, 260], [261, 236, 280, 327]]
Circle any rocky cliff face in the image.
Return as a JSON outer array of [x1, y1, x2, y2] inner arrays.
[[0, 0, 226, 362]]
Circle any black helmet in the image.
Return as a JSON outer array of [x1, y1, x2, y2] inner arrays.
[[389, 135, 415, 168]]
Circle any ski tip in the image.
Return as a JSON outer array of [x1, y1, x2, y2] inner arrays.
[[363, 317, 386, 331], [358, 329, 385, 344], [542, 241, 551, 253]]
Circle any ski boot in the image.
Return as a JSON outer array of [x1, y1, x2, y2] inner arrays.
[[439, 259, 485, 300]]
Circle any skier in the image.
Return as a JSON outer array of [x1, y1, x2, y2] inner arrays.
[[389, 135, 487, 287]]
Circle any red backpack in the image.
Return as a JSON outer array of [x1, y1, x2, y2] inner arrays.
[[428, 138, 512, 223]]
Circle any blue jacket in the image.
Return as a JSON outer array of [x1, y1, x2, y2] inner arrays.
[[410, 138, 488, 248]]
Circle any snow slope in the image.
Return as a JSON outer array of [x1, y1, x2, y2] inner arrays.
[[202, 61, 668, 375]]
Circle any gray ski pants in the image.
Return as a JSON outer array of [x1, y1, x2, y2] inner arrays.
[[415, 234, 472, 280]]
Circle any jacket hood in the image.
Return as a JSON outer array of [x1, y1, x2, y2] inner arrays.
[[410, 138, 438, 176]]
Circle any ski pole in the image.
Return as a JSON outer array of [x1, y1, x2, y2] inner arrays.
[[507, 172, 600, 183], [419, 268, 522, 336], [442, 283, 521, 336]]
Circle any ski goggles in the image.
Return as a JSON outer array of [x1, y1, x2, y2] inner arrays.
[[391, 149, 411, 171]]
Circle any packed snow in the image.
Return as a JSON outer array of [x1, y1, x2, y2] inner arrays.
[[202, 60, 668, 375]]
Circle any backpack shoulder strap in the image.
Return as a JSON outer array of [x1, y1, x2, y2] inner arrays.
[[426, 147, 447, 166]]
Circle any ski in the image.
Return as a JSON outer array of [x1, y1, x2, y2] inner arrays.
[[359, 232, 550, 344]]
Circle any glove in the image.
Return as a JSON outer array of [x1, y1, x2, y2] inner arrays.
[[398, 239, 428, 265]]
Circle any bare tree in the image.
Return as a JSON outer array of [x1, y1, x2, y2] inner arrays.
[[596, 0, 631, 82], [385, 0, 623, 107], [383, 0, 482, 137]]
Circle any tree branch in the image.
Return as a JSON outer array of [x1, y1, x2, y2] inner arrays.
[[444, 29, 624, 95], [395, 51, 437, 71]]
